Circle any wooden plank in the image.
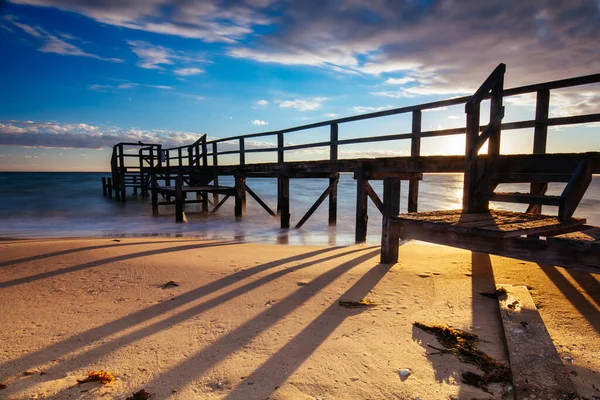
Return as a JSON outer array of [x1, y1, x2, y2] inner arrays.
[[499, 172, 571, 183], [234, 176, 245, 219], [487, 192, 562, 206], [396, 210, 585, 238], [358, 172, 423, 180], [547, 226, 600, 252], [463, 103, 481, 212], [393, 220, 600, 273], [465, 63, 505, 112], [497, 285, 578, 400]]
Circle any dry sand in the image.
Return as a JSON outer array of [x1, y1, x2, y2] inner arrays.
[[0, 237, 598, 400]]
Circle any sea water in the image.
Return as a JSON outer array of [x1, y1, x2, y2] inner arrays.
[[0, 172, 598, 246]]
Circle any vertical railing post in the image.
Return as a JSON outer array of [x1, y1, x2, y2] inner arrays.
[[138, 148, 145, 197], [277, 132, 284, 215], [187, 145, 193, 167], [239, 138, 245, 166], [528, 89, 551, 214], [151, 174, 158, 216], [165, 150, 171, 187], [277, 132, 284, 165], [408, 110, 422, 212], [463, 104, 481, 212], [488, 77, 504, 157], [212, 142, 219, 204], [279, 175, 290, 229], [329, 123, 338, 225], [118, 144, 126, 202], [202, 137, 208, 167]]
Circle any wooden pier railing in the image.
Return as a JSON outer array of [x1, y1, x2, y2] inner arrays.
[[105, 64, 600, 245]]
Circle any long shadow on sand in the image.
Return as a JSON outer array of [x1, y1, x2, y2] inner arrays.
[[540, 264, 600, 334], [0, 239, 239, 289], [0, 238, 220, 269], [1, 246, 372, 392], [110, 249, 381, 398], [222, 261, 392, 400]]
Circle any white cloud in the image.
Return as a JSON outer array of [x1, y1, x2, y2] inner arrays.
[[324, 113, 337, 117], [253, 99, 269, 109], [12, 19, 123, 62], [251, 120, 269, 126], [174, 67, 205, 76], [278, 97, 326, 112], [352, 105, 394, 113], [385, 77, 417, 85], [127, 40, 174, 69], [89, 82, 173, 91]]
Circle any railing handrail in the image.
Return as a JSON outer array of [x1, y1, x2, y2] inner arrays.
[[465, 63, 506, 112]]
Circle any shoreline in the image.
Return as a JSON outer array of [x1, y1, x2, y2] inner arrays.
[[0, 237, 598, 399]]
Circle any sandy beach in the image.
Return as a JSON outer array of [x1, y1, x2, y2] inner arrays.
[[0, 237, 598, 399]]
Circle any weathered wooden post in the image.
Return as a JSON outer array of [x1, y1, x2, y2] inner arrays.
[[408, 110, 421, 212], [355, 169, 368, 243], [101, 177, 107, 197], [107, 177, 113, 199], [279, 174, 290, 229], [151, 175, 158, 216], [175, 174, 184, 223], [165, 149, 171, 187], [277, 132, 284, 215], [133, 176, 138, 196], [381, 178, 401, 264], [329, 123, 338, 225], [234, 175, 246, 220]]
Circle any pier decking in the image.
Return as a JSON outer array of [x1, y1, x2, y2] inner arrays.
[[104, 64, 600, 272]]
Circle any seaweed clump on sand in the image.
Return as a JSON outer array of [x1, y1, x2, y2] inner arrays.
[[76, 370, 116, 385], [413, 322, 511, 393], [339, 299, 377, 308]]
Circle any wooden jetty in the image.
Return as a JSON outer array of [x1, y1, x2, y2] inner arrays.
[[103, 63, 600, 272]]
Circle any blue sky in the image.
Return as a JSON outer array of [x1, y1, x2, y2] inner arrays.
[[0, 0, 598, 171]]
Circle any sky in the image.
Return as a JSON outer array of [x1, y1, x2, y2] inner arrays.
[[0, 0, 598, 171]]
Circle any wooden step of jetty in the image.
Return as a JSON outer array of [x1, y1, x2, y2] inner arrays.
[[485, 192, 563, 206]]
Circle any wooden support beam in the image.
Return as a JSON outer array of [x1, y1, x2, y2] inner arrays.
[[559, 159, 592, 221], [487, 74, 504, 156], [380, 178, 401, 264], [295, 179, 337, 229], [355, 172, 368, 243], [234, 175, 245, 220], [175, 175, 184, 223], [211, 195, 230, 214], [277, 132, 284, 165], [408, 179, 419, 213], [279, 175, 290, 229], [245, 184, 276, 217], [365, 182, 384, 214]]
